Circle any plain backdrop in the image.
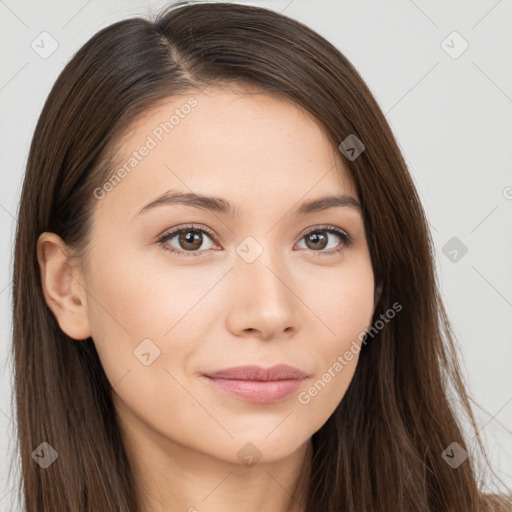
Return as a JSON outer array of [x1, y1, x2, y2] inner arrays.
[[1, 0, 511, 509]]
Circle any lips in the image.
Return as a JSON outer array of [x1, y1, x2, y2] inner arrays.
[[202, 364, 309, 404], [204, 364, 308, 381]]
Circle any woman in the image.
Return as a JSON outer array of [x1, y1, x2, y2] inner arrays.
[[10, 1, 511, 511]]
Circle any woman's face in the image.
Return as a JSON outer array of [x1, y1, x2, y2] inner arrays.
[[72, 88, 375, 466]]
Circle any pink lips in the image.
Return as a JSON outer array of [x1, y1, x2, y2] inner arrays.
[[202, 364, 308, 404]]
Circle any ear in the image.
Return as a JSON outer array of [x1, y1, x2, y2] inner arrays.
[[36, 232, 91, 340]]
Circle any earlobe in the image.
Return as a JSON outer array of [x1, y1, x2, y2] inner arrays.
[[36, 232, 91, 340]]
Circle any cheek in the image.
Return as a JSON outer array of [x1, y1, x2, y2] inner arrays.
[[306, 255, 375, 344], [85, 238, 198, 341], [83, 251, 206, 437], [294, 258, 374, 421], [84, 240, 222, 400]]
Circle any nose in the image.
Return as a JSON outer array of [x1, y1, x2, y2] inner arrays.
[[224, 248, 301, 341]]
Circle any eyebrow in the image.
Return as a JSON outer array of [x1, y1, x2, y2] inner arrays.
[[135, 190, 362, 218]]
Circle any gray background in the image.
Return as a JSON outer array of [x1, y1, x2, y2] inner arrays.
[[1, 0, 511, 508]]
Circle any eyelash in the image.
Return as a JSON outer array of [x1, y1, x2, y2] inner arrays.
[[157, 223, 353, 258]]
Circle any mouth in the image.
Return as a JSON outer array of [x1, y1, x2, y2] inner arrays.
[[201, 364, 309, 404]]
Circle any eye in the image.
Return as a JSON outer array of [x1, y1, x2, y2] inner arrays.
[[296, 225, 353, 257], [157, 224, 218, 257], [157, 223, 353, 258]]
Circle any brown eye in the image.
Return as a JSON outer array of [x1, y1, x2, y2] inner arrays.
[[158, 225, 217, 257], [304, 231, 328, 250], [178, 230, 204, 251], [297, 226, 353, 257]]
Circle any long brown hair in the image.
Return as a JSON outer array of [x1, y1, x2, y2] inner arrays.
[[10, 1, 511, 510]]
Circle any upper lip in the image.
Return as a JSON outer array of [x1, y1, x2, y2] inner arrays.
[[204, 364, 308, 381]]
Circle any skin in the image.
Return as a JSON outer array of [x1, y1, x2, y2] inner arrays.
[[37, 87, 377, 512]]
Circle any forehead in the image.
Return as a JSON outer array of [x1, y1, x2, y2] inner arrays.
[[98, 87, 358, 215]]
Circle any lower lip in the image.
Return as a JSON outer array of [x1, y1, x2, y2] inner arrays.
[[202, 376, 305, 403]]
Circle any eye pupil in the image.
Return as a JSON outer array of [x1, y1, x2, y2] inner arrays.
[[180, 230, 202, 250], [306, 231, 328, 250]]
